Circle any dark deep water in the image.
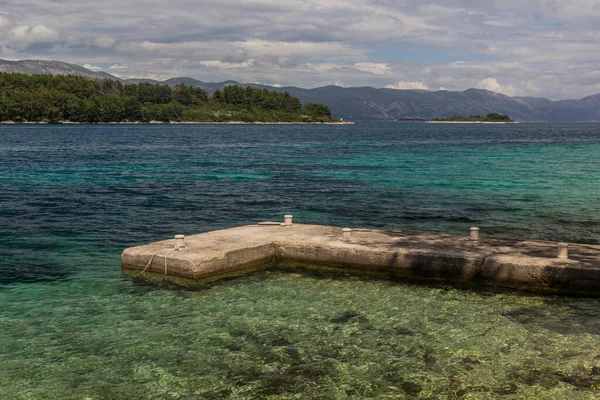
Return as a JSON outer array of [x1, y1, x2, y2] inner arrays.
[[1, 122, 600, 399]]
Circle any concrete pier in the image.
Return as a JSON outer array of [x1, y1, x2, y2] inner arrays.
[[121, 223, 600, 294]]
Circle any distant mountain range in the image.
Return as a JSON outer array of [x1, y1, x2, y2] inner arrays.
[[3, 58, 600, 122], [0, 59, 115, 80]]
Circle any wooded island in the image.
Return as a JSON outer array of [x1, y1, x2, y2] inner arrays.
[[431, 113, 515, 122], [0, 73, 337, 123]]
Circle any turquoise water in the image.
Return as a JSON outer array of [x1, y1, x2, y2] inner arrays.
[[1, 122, 600, 398]]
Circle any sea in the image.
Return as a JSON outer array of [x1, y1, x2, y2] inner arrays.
[[1, 122, 600, 399]]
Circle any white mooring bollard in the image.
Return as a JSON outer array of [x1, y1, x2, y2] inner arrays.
[[284, 215, 293, 226], [342, 228, 352, 242], [557, 243, 569, 260], [174, 234, 185, 249], [470, 227, 480, 241]]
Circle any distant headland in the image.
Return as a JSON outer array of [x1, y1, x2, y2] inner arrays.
[[0, 72, 344, 124]]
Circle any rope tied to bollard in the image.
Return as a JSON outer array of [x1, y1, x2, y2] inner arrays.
[[142, 248, 180, 275], [142, 235, 185, 275]]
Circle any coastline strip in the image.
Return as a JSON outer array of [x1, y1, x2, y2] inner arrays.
[[0, 120, 356, 125]]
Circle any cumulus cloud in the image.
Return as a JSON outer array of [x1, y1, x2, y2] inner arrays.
[[476, 78, 518, 96], [83, 63, 103, 71], [386, 81, 429, 90], [9, 24, 59, 45], [109, 64, 128, 70]]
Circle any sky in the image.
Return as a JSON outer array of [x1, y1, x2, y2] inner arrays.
[[1, 0, 600, 99]]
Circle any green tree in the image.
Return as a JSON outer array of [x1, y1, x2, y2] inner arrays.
[[212, 89, 224, 103], [173, 83, 194, 106], [304, 103, 331, 117], [223, 85, 246, 105]]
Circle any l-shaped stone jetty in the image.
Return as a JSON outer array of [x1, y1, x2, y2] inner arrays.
[[121, 221, 600, 295]]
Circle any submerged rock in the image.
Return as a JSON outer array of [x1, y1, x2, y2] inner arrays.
[[493, 383, 518, 395], [283, 346, 303, 362], [503, 307, 547, 324], [330, 310, 368, 323], [394, 327, 416, 335], [401, 381, 422, 395]]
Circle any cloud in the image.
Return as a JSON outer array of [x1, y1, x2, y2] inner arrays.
[[222, 47, 248, 63], [354, 62, 391, 75], [476, 78, 518, 96], [199, 59, 255, 69], [0, 15, 10, 30], [386, 81, 429, 90], [483, 19, 516, 28], [9, 24, 59, 45], [2, 0, 600, 97], [83, 63, 103, 71], [109, 63, 128, 70], [306, 63, 345, 72], [93, 36, 117, 49]]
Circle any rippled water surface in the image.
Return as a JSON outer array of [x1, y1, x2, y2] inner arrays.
[[1, 122, 600, 398]]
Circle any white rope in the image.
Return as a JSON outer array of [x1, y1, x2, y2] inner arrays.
[[163, 249, 178, 275], [142, 253, 158, 273], [142, 247, 181, 275]]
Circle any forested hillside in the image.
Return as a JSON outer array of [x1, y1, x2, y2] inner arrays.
[[0, 73, 334, 123]]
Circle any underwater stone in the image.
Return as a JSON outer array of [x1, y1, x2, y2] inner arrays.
[[393, 327, 415, 336], [283, 347, 303, 361], [493, 383, 519, 395], [330, 310, 368, 323], [401, 381, 422, 395]]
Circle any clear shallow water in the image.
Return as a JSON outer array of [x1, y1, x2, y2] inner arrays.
[[1, 122, 600, 398], [3, 269, 600, 399]]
